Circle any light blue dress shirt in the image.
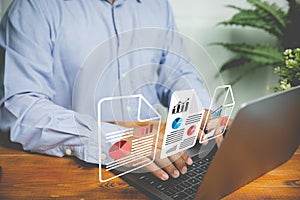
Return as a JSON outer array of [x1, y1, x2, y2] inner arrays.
[[0, 0, 210, 164]]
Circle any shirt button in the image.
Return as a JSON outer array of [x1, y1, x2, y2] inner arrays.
[[65, 149, 72, 155], [126, 106, 131, 111], [101, 153, 107, 160], [121, 73, 126, 78]]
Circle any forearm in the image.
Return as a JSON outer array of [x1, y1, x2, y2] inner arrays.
[[0, 93, 118, 164]]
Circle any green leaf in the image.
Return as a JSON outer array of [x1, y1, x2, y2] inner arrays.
[[245, 45, 284, 64], [216, 43, 284, 65], [247, 0, 287, 30], [220, 0, 287, 38], [219, 9, 282, 37], [225, 5, 244, 11], [219, 57, 251, 72]]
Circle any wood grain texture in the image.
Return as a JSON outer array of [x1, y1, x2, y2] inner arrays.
[[223, 147, 300, 200], [0, 132, 299, 200]]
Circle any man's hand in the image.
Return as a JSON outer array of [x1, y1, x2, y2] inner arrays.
[[143, 132, 193, 181], [121, 129, 193, 181], [115, 112, 233, 181], [143, 111, 233, 180]]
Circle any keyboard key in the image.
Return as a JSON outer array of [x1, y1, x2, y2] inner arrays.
[[156, 184, 167, 191], [149, 180, 160, 187], [205, 156, 213, 162], [163, 188, 176, 196], [179, 182, 191, 189], [188, 171, 197, 177], [190, 178, 199, 184], [200, 165, 208, 170], [171, 178, 182, 186], [196, 174, 204, 181], [180, 174, 190, 181], [171, 193, 189, 200], [190, 185, 199, 192], [191, 162, 199, 168], [194, 168, 204, 174], [180, 181, 192, 188], [174, 185, 185, 192], [198, 159, 205, 165], [138, 175, 146, 180], [184, 189, 195, 195]]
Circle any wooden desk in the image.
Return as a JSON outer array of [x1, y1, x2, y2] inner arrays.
[[0, 133, 299, 200]]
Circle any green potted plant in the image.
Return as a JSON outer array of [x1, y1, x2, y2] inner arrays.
[[216, 0, 300, 86], [273, 48, 300, 91]]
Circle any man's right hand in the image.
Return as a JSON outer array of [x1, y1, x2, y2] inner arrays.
[[143, 132, 193, 181], [122, 130, 193, 181]]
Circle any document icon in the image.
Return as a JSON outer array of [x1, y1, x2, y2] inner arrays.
[[161, 89, 204, 159], [98, 94, 161, 182], [199, 85, 235, 143]]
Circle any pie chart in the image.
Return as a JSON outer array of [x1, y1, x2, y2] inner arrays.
[[109, 140, 131, 160], [187, 125, 196, 136], [172, 117, 183, 129]]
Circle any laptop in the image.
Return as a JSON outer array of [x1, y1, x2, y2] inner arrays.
[[112, 86, 300, 200]]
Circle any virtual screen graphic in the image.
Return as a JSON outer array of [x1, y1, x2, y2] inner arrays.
[[161, 89, 204, 159], [199, 85, 235, 143], [98, 95, 161, 182], [70, 29, 234, 182]]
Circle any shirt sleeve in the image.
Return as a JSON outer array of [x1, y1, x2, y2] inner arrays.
[[0, 0, 115, 164], [156, 0, 211, 109], [1, 92, 121, 164]]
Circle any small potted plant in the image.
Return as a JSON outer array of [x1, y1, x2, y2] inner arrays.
[[273, 48, 300, 91]]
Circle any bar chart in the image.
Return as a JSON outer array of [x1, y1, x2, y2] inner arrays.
[[172, 98, 190, 114]]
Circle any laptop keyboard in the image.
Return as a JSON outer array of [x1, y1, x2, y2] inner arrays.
[[137, 155, 213, 200]]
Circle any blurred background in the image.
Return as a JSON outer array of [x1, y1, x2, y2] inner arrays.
[[1, 0, 299, 116]]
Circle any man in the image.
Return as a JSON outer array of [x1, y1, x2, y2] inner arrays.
[[0, 0, 211, 181]]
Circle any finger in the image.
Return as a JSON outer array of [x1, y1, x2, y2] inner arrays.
[[155, 134, 192, 166], [155, 156, 180, 178], [125, 155, 170, 181], [151, 145, 180, 178], [169, 152, 188, 174], [141, 159, 170, 181], [180, 151, 193, 165]]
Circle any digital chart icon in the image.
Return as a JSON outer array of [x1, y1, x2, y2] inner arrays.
[[109, 140, 131, 160], [98, 94, 161, 182], [199, 85, 235, 144], [172, 118, 183, 130], [161, 89, 204, 158], [187, 125, 196, 136], [172, 98, 190, 114], [133, 123, 154, 137]]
